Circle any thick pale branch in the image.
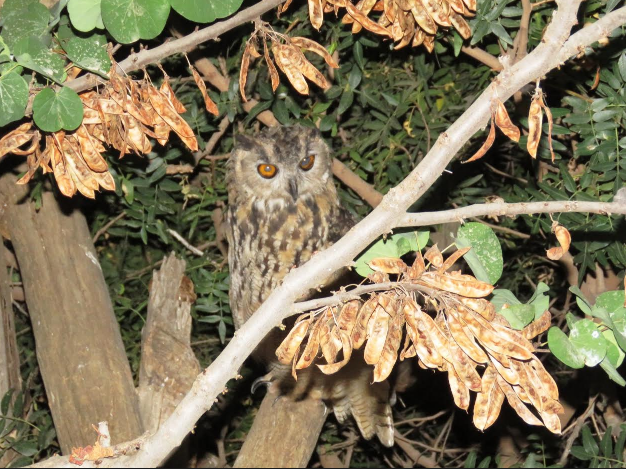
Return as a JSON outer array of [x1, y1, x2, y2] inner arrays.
[[397, 201, 626, 227]]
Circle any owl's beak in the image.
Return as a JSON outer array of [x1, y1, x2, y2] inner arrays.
[[288, 180, 299, 200]]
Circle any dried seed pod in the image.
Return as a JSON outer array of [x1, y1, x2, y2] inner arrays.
[[439, 246, 471, 273], [424, 244, 444, 267], [160, 78, 187, 114], [309, 0, 325, 30], [369, 257, 408, 274], [364, 305, 390, 365], [420, 272, 495, 298], [75, 125, 108, 172], [527, 93, 543, 158], [540, 410, 562, 434], [318, 330, 353, 374], [523, 310, 551, 340], [190, 65, 219, 116], [263, 40, 281, 92], [546, 222, 571, 261], [368, 271, 390, 283], [494, 100, 520, 142], [447, 338, 482, 391], [0, 123, 34, 158], [446, 309, 489, 364], [528, 357, 559, 401], [352, 296, 378, 349], [296, 316, 324, 370], [457, 297, 496, 321], [321, 324, 343, 364], [147, 87, 195, 139], [276, 318, 312, 365], [464, 114, 496, 163], [345, 0, 393, 36], [489, 353, 519, 385], [420, 0, 451, 27], [273, 43, 310, 95], [374, 310, 405, 382], [404, 299, 444, 368], [473, 365, 505, 430], [239, 42, 253, 102], [290, 37, 339, 68], [410, 3, 437, 34], [337, 300, 361, 336], [446, 362, 471, 410], [496, 375, 543, 427]]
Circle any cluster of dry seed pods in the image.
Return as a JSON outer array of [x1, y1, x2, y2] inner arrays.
[[3, 67, 207, 198], [276, 245, 563, 433], [240, 31, 339, 99], [282, 0, 475, 51]]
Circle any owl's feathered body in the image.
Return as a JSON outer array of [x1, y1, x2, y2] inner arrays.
[[226, 125, 394, 447]]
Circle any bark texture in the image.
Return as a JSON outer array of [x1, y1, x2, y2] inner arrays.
[[234, 390, 326, 468], [0, 170, 143, 454], [137, 253, 200, 433]]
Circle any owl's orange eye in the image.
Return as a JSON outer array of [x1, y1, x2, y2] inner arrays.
[[257, 164, 278, 179], [300, 154, 315, 171]]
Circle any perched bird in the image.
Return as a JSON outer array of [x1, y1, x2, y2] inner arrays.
[[225, 125, 394, 447]]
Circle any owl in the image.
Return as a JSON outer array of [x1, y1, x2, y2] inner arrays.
[[225, 125, 394, 447]]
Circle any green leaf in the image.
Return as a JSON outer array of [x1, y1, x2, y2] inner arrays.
[[600, 355, 626, 386], [548, 326, 585, 369], [455, 222, 503, 284], [337, 90, 354, 115], [491, 289, 521, 311], [582, 425, 600, 457], [101, 0, 170, 44], [499, 304, 535, 330], [570, 445, 592, 461], [67, 0, 104, 32], [464, 451, 477, 468], [354, 231, 429, 277], [0, 71, 29, 127], [1, 389, 14, 415], [0, 0, 50, 50], [12, 440, 38, 457], [569, 319, 608, 367], [62, 34, 110, 77], [616, 425, 626, 462], [604, 329, 626, 368], [15, 36, 67, 83], [170, 0, 243, 23], [32, 87, 84, 132], [571, 286, 593, 315], [600, 427, 613, 457]]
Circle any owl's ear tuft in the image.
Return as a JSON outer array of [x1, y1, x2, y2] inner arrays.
[[234, 134, 257, 150]]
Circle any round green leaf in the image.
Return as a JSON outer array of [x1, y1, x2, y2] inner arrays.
[[32, 87, 84, 132], [67, 0, 104, 32], [170, 0, 244, 23], [101, 0, 170, 44], [548, 326, 585, 369], [63, 35, 110, 77], [596, 290, 626, 314], [455, 222, 503, 285], [15, 36, 67, 83], [0, 71, 29, 127], [0, 0, 50, 50], [603, 329, 625, 368], [569, 318, 608, 367]]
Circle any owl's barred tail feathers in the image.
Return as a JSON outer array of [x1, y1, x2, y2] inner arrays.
[[330, 376, 395, 447]]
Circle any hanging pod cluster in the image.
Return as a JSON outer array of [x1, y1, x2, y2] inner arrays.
[[276, 245, 564, 433]]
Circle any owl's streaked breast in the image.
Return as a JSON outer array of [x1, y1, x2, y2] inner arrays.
[[227, 193, 337, 329]]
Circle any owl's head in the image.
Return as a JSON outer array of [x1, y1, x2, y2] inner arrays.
[[228, 125, 334, 204]]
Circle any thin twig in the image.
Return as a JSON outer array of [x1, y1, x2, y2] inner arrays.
[[92, 212, 126, 243], [167, 229, 204, 256], [194, 116, 231, 165], [460, 46, 503, 71], [559, 396, 598, 466]]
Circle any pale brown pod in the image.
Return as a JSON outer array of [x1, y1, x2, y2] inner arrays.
[[75, 125, 109, 173], [92, 170, 116, 192], [337, 300, 361, 337], [540, 410, 562, 435], [489, 353, 520, 386], [309, 0, 325, 30], [448, 0, 465, 13], [321, 324, 343, 364], [373, 310, 405, 382], [422, 34, 435, 53], [541, 95, 556, 162], [457, 297, 496, 321], [262, 40, 281, 93], [494, 100, 521, 142], [528, 357, 559, 400], [410, 3, 437, 35], [403, 299, 444, 368], [446, 309, 489, 364], [352, 296, 379, 349], [290, 37, 340, 68], [527, 95, 543, 158], [0, 123, 34, 159], [420, 271, 495, 298], [296, 316, 324, 370], [547, 222, 571, 261], [160, 78, 187, 114], [147, 87, 195, 139], [496, 375, 543, 427], [439, 246, 471, 273], [368, 257, 408, 274], [510, 360, 543, 412], [390, 14, 404, 42], [364, 306, 390, 365], [318, 330, 353, 374], [522, 310, 552, 340], [447, 339, 482, 392], [419, 0, 451, 27], [384, 0, 396, 21], [273, 44, 310, 95], [462, 0, 476, 10], [63, 136, 99, 191], [473, 365, 505, 430], [51, 135, 77, 197], [424, 244, 444, 267], [345, 0, 393, 36], [239, 42, 253, 102], [189, 65, 219, 116], [412, 26, 425, 48], [276, 318, 312, 365], [447, 363, 471, 410], [464, 114, 496, 163]]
